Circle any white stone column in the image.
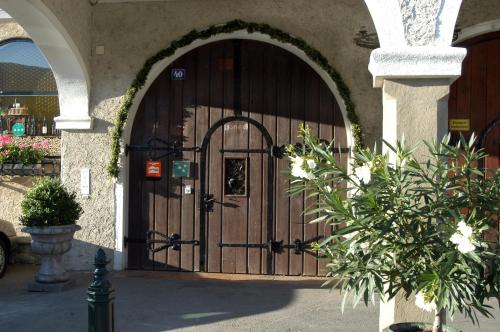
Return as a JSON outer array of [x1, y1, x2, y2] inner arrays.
[[363, 1, 466, 330]]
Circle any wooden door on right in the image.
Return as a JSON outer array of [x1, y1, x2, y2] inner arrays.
[[449, 32, 500, 170], [449, 32, 500, 244]]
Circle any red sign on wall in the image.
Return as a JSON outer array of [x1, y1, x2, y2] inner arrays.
[[146, 160, 162, 178]]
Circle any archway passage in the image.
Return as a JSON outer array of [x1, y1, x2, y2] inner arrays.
[[449, 32, 500, 171], [127, 40, 348, 276]]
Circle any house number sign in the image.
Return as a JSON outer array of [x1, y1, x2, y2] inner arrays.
[[171, 69, 186, 80]]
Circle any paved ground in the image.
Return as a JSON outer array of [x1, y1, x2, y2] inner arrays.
[[0, 265, 498, 332]]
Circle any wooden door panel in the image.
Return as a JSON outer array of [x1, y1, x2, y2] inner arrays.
[[450, 33, 500, 170], [128, 39, 348, 276], [247, 42, 265, 275], [180, 51, 197, 272], [207, 44, 224, 273], [275, 47, 292, 275]]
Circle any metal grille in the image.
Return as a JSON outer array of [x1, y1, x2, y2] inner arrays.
[[0, 157, 60, 177]]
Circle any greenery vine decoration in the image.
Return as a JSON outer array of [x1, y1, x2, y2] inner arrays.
[[108, 20, 364, 178]]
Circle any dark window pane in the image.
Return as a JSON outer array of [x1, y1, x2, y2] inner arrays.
[[224, 157, 247, 196]]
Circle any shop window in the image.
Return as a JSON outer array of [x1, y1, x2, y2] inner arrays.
[[0, 39, 60, 136]]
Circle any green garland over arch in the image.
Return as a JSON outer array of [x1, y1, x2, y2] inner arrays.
[[108, 20, 363, 178]]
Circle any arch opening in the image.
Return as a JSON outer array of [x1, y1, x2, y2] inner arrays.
[[0, 0, 91, 129]]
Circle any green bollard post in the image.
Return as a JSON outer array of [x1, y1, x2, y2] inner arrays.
[[88, 249, 114, 332]]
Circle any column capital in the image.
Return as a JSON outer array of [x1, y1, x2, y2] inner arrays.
[[368, 46, 466, 88]]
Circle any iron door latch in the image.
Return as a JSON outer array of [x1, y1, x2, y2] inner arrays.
[[146, 231, 199, 253], [202, 193, 215, 212], [218, 239, 312, 255]]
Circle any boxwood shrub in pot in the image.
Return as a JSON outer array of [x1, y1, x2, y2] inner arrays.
[[286, 126, 499, 332], [21, 178, 82, 287]]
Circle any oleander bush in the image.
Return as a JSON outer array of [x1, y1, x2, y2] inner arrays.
[[287, 126, 499, 332]]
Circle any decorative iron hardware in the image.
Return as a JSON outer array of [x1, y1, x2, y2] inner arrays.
[[218, 145, 285, 159], [218, 239, 312, 255], [354, 27, 379, 49], [202, 193, 215, 212], [146, 231, 199, 253], [125, 137, 199, 159], [477, 117, 500, 171]]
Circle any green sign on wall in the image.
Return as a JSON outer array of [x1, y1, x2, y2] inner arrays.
[[172, 160, 190, 178], [12, 123, 25, 137]]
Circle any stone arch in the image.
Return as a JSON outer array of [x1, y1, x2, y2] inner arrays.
[[0, 0, 91, 129], [454, 19, 500, 44], [114, 29, 356, 270]]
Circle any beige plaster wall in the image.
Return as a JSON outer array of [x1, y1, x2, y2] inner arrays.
[[457, 0, 500, 28], [0, 177, 34, 235], [0, 19, 29, 41], [59, 0, 382, 270]]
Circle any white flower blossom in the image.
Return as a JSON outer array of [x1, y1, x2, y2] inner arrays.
[[354, 165, 371, 184], [290, 155, 316, 180], [415, 291, 437, 312], [307, 159, 317, 170], [324, 185, 332, 193], [450, 220, 476, 254]]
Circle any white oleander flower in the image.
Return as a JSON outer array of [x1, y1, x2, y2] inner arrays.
[[354, 165, 371, 184], [450, 220, 476, 254], [324, 185, 332, 193], [415, 291, 437, 313], [290, 155, 316, 180], [306, 159, 316, 170]]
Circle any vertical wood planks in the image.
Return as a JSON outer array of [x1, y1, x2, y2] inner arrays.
[[274, 48, 291, 275], [180, 50, 197, 271], [289, 56, 305, 276], [246, 41, 265, 274], [207, 43, 224, 273]]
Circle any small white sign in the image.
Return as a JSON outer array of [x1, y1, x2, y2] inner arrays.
[[184, 185, 192, 195], [81, 168, 90, 196]]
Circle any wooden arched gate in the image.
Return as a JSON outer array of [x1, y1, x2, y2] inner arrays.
[[126, 40, 348, 276]]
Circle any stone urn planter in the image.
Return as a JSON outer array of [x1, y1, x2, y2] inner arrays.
[[22, 224, 81, 287], [19, 178, 83, 292]]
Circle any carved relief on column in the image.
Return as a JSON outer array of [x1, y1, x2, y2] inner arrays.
[[398, 0, 443, 46]]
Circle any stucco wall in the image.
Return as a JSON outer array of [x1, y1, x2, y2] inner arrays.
[[59, 0, 382, 270], [0, 177, 34, 235], [0, 18, 28, 41], [457, 0, 500, 28]]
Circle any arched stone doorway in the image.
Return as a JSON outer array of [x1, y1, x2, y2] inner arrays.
[[126, 39, 349, 276], [449, 31, 500, 171]]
